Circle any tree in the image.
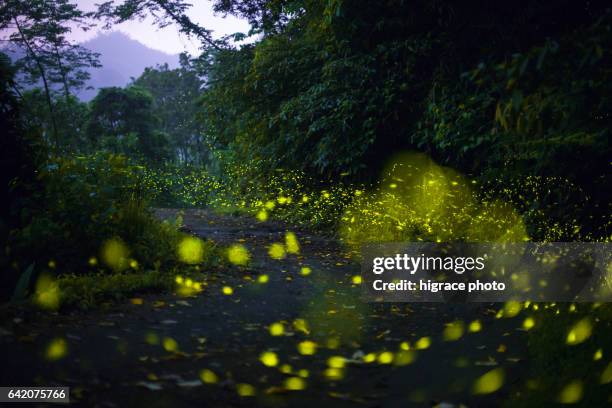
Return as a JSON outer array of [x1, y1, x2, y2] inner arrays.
[[194, 0, 611, 178], [131, 54, 207, 164], [96, 0, 227, 51], [0, 52, 45, 299], [87, 86, 170, 164], [20, 89, 90, 152], [0, 0, 100, 150]]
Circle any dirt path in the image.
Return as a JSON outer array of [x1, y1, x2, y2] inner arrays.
[[0, 209, 531, 407]]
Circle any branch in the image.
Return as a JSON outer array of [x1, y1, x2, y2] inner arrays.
[[152, 0, 224, 51]]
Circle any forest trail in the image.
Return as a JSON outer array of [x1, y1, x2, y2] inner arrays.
[[0, 209, 531, 407]]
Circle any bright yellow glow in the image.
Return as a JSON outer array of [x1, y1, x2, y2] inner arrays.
[[284, 377, 306, 390], [269, 322, 284, 336], [46, 338, 68, 361], [415, 337, 431, 350], [101, 238, 129, 271], [236, 383, 256, 397], [363, 353, 376, 363], [351, 275, 362, 284], [285, 232, 300, 254], [260, 351, 279, 367], [163, 337, 178, 352], [227, 244, 250, 266], [324, 368, 344, 380], [593, 349, 603, 361], [34, 274, 60, 310], [293, 319, 310, 334], [558, 380, 583, 404], [222, 286, 233, 295], [340, 152, 529, 249], [443, 321, 464, 341], [523, 317, 535, 330], [200, 369, 218, 384], [472, 368, 504, 394], [256, 210, 268, 222], [300, 266, 312, 276], [503, 301, 522, 317], [268, 243, 286, 259], [378, 352, 394, 364], [327, 356, 345, 368], [566, 318, 592, 345], [297, 340, 317, 355], [257, 274, 269, 283], [178, 236, 205, 264], [468, 320, 482, 333]]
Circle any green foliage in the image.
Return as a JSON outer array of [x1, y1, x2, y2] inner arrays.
[[185, 1, 611, 242], [87, 87, 171, 163], [1, 0, 100, 148], [197, 1, 610, 180], [199, 1, 431, 177], [20, 89, 90, 151], [504, 304, 612, 407], [415, 16, 611, 178], [140, 156, 356, 231], [11, 154, 176, 272], [412, 15, 612, 240], [0, 0, 99, 92], [56, 270, 173, 310], [131, 56, 208, 165]]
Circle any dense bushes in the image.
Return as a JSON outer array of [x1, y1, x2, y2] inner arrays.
[[412, 16, 611, 240], [199, 1, 609, 176], [11, 154, 176, 268], [194, 1, 611, 242], [3, 153, 211, 305]]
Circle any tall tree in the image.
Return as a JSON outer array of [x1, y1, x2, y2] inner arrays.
[[132, 54, 206, 164], [87, 86, 170, 164], [0, 0, 100, 149]]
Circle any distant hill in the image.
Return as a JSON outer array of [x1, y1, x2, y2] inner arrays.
[[2, 31, 179, 101], [78, 31, 180, 100]]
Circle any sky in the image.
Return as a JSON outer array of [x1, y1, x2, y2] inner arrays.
[[70, 0, 251, 55]]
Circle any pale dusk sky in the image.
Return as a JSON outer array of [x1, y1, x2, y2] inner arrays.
[[70, 0, 251, 55]]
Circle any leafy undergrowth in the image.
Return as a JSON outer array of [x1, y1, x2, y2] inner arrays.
[[55, 271, 173, 310], [504, 303, 612, 406], [5, 154, 225, 313], [146, 154, 610, 243]]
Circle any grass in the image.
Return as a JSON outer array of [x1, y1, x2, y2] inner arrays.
[[56, 270, 175, 310]]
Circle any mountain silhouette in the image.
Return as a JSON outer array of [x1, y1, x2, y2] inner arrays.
[[78, 31, 180, 100]]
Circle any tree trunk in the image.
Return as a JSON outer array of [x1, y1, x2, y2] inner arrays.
[[14, 16, 60, 151]]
